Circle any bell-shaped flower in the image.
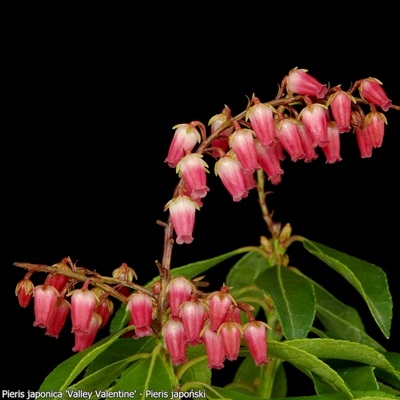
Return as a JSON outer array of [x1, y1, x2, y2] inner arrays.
[[208, 288, 235, 332], [359, 77, 392, 112], [243, 320, 269, 366], [201, 325, 225, 370], [254, 139, 284, 181], [15, 278, 35, 308], [285, 67, 328, 99], [208, 110, 234, 158], [180, 300, 208, 346], [298, 122, 318, 162], [165, 123, 201, 168], [45, 297, 71, 338], [219, 322, 243, 361], [93, 289, 114, 329], [246, 101, 276, 147], [33, 284, 59, 329], [321, 122, 342, 164], [167, 276, 193, 318], [299, 103, 329, 147], [275, 118, 305, 162], [176, 153, 210, 200], [72, 312, 102, 352], [229, 128, 259, 173], [355, 122, 373, 158], [127, 292, 154, 337], [162, 318, 187, 366], [70, 287, 98, 336], [365, 110, 387, 148], [165, 195, 199, 245], [328, 89, 354, 133], [214, 154, 249, 202]]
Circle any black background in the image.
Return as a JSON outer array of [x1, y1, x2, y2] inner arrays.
[[2, 6, 399, 397]]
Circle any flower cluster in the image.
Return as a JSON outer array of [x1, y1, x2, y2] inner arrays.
[[164, 67, 394, 245], [15, 259, 268, 369]]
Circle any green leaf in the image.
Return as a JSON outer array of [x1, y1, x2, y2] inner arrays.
[[284, 338, 400, 387], [67, 357, 137, 392], [108, 345, 176, 398], [109, 304, 130, 334], [314, 365, 379, 394], [375, 352, 400, 390], [226, 250, 273, 290], [256, 265, 316, 339], [294, 269, 386, 352], [302, 239, 393, 339], [39, 325, 135, 393], [84, 337, 155, 377], [144, 247, 266, 289], [179, 345, 211, 386], [268, 340, 353, 397]]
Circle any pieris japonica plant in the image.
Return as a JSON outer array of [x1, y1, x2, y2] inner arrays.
[[14, 67, 400, 399]]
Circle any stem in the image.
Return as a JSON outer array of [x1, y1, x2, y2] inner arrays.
[[255, 357, 282, 399], [13, 262, 154, 303]]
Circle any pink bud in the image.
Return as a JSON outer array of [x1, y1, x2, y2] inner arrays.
[[359, 78, 392, 112], [286, 67, 328, 99], [219, 322, 242, 361], [246, 101, 276, 147]]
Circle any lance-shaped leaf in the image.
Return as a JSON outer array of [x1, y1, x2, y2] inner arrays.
[[292, 268, 386, 352], [108, 345, 175, 397], [39, 325, 135, 393], [256, 265, 316, 339], [267, 340, 353, 397], [285, 338, 400, 388], [302, 239, 392, 339]]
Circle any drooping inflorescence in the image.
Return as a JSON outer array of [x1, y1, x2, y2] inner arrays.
[[164, 67, 396, 246], [14, 67, 398, 372]]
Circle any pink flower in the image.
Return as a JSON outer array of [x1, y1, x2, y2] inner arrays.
[[243, 321, 269, 366], [127, 292, 153, 338], [328, 89, 354, 133], [72, 312, 102, 352], [162, 318, 187, 366], [176, 153, 210, 200], [355, 123, 373, 158], [214, 154, 249, 202], [165, 123, 201, 168], [167, 277, 193, 318], [33, 284, 59, 329], [299, 103, 329, 147], [165, 195, 199, 245], [298, 123, 318, 162], [359, 78, 392, 112], [246, 101, 276, 147], [219, 322, 242, 361], [208, 109, 234, 158], [70, 288, 98, 336], [321, 122, 342, 164], [208, 288, 234, 332], [254, 139, 284, 181], [286, 67, 328, 99], [365, 111, 387, 148], [275, 118, 305, 162], [45, 298, 71, 338], [201, 325, 225, 369], [229, 128, 259, 173], [180, 300, 208, 346]]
